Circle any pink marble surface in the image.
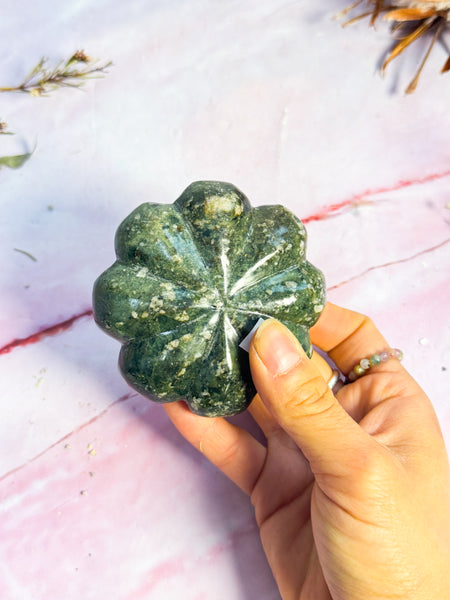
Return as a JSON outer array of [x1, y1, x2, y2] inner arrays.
[[1, 1, 449, 598]]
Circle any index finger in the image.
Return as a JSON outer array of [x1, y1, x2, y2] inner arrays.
[[163, 401, 266, 496], [310, 302, 395, 376]]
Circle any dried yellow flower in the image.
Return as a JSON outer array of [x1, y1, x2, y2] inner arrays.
[[71, 50, 90, 63]]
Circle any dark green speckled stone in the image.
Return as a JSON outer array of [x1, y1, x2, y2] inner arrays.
[[93, 181, 326, 417]]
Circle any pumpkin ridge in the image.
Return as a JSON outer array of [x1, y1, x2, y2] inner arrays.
[[130, 312, 217, 344], [120, 261, 218, 298], [229, 263, 300, 299], [93, 181, 326, 416], [171, 198, 219, 292], [227, 204, 307, 294]]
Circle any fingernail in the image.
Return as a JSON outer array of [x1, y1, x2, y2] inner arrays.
[[252, 320, 302, 376]]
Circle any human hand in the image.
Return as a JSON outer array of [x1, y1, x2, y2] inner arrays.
[[164, 302, 450, 600]]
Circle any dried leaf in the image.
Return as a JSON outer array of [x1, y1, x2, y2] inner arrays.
[[0, 151, 33, 169], [334, 0, 364, 20], [406, 19, 446, 93], [343, 11, 374, 27], [341, 1, 450, 93], [441, 55, 450, 73], [384, 8, 436, 22], [382, 19, 434, 72], [370, 0, 385, 26]]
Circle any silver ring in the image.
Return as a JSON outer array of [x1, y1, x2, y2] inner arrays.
[[327, 369, 341, 390]]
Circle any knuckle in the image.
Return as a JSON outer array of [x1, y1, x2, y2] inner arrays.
[[360, 315, 378, 338], [283, 374, 336, 419], [362, 315, 375, 331], [361, 314, 373, 327], [206, 426, 241, 470], [215, 440, 240, 470]]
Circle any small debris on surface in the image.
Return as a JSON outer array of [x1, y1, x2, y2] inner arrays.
[[33, 367, 47, 387], [419, 337, 430, 346], [87, 444, 97, 456], [14, 248, 37, 262]]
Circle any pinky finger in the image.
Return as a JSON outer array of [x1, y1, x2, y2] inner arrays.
[[163, 401, 266, 496]]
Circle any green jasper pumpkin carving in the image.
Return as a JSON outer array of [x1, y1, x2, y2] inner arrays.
[[93, 181, 326, 417]]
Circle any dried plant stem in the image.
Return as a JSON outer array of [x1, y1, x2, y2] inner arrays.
[[0, 51, 112, 96], [0, 51, 111, 172], [14, 248, 37, 262]]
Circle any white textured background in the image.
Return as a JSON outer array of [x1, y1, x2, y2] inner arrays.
[[1, 1, 449, 598]]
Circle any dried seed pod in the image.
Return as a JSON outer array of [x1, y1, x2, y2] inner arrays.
[[341, 0, 450, 92]]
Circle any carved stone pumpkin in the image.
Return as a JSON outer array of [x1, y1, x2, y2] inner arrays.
[[93, 181, 326, 416]]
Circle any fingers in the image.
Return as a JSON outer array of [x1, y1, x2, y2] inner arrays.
[[163, 401, 266, 496], [248, 394, 279, 436], [310, 302, 401, 376], [249, 350, 336, 438], [250, 319, 376, 477], [309, 304, 445, 460]]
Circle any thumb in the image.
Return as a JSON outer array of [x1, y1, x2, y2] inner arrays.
[[249, 319, 374, 477]]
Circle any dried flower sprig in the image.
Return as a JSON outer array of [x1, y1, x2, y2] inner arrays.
[[0, 121, 13, 135], [0, 50, 112, 96], [339, 1, 450, 93]]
